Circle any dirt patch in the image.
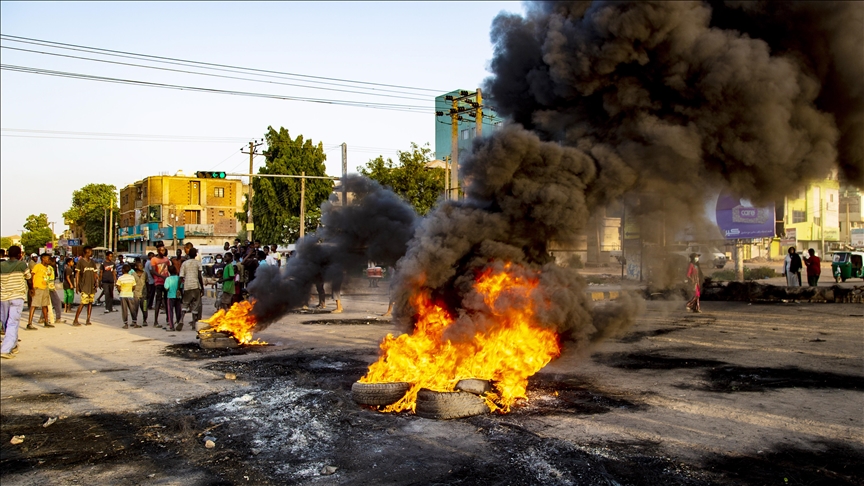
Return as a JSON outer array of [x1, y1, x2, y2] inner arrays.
[[161, 342, 270, 361], [301, 318, 391, 326], [699, 365, 864, 393], [597, 351, 727, 370]]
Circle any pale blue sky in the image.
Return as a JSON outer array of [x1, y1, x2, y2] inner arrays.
[[0, 1, 523, 236]]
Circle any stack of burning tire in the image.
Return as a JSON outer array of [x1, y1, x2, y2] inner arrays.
[[196, 321, 239, 349], [351, 379, 492, 419]]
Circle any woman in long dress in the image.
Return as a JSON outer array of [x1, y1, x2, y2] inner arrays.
[[783, 246, 802, 286], [686, 253, 702, 313]]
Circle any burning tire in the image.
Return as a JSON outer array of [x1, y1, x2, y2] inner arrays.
[[351, 382, 410, 406], [415, 388, 490, 420], [454, 378, 492, 396]]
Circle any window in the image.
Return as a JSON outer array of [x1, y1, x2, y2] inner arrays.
[[813, 217, 821, 227], [461, 129, 470, 140], [793, 210, 807, 223], [830, 194, 834, 202], [218, 211, 225, 216], [214, 187, 225, 198]]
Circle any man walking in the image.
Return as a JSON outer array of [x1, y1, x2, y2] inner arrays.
[[803, 248, 822, 287], [1, 246, 31, 358], [150, 243, 170, 328], [28, 253, 55, 329], [178, 248, 203, 330], [73, 246, 99, 326]]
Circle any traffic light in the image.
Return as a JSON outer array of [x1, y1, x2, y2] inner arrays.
[[196, 171, 226, 179]]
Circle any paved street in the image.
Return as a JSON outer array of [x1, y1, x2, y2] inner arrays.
[[2, 284, 861, 485]]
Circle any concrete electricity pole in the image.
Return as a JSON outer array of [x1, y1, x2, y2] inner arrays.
[[241, 140, 264, 243], [438, 89, 485, 201], [299, 171, 306, 239], [341, 143, 348, 207]]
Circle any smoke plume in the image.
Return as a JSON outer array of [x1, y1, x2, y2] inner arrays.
[[248, 175, 418, 325]]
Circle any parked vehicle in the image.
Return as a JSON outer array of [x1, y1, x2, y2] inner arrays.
[[670, 244, 727, 269], [831, 251, 864, 282]]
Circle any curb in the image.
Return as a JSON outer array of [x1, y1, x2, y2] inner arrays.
[[588, 290, 620, 302]]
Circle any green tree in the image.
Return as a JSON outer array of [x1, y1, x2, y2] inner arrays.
[[0, 236, 13, 249], [62, 184, 118, 247], [20, 213, 54, 255], [358, 142, 444, 215], [236, 127, 332, 243]]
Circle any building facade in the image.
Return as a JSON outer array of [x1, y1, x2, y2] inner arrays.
[[434, 89, 504, 163], [839, 185, 864, 247], [772, 176, 841, 258], [119, 171, 246, 253]]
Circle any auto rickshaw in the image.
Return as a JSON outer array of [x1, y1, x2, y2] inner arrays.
[[831, 251, 864, 282]]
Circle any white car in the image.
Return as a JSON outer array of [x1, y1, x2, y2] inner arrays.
[[688, 245, 727, 269]]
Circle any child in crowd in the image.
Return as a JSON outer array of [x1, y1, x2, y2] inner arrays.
[[133, 262, 149, 326], [163, 265, 181, 331], [115, 264, 140, 329], [63, 257, 75, 313]]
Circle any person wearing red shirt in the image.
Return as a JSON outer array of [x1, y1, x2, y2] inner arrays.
[[803, 248, 822, 287]]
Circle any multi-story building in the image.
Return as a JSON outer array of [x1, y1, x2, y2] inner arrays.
[[118, 170, 246, 253], [839, 184, 864, 247], [773, 175, 840, 258]]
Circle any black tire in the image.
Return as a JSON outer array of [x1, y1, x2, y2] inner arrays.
[[454, 378, 492, 396], [415, 388, 490, 420], [351, 382, 410, 406]]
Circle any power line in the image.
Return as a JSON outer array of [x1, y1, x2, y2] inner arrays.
[[0, 45, 432, 102], [1, 64, 434, 113], [0, 34, 449, 93], [1, 128, 252, 141]]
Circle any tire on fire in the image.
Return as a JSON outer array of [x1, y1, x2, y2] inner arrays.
[[415, 388, 490, 420], [454, 378, 492, 396], [351, 382, 410, 406]]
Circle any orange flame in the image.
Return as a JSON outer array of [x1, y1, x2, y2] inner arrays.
[[202, 301, 267, 345], [360, 264, 560, 413]]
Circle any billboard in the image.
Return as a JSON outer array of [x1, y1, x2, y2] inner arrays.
[[711, 191, 775, 240], [852, 228, 864, 247]]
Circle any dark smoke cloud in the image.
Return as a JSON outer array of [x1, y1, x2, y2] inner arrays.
[[248, 175, 418, 326], [485, 1, 860, 199], [391, 126, 641, 349]]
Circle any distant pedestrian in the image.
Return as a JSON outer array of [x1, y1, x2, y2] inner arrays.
[[150, 244, 170, 328], [218, 252, 236, 310], [163, 265, 181, 331], [28, 253, 56, 329], [1, 246, 31, 358], [144, 251, 156, 314], [133, 262, 149, 325], [99, 251, 117, 312], [803, 249, 821, 287], [178, 248, 203, 330], [269, 244, 281, 268], [63, 257, 75, 313], [685, 253, 702, 313], [115, 254, 126, 276], [783, 247, 802, 287], [73, 246, 99, 326], [46, 255, 63, 324], [116, 264, 140, 329]]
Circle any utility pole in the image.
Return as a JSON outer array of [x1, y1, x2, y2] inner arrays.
[[241, 140, 264, 243], [341, 143, 348, 207], [820, 197, 825, 256], [108, 199, 114, 252], [103, 208, 108, 248], [436, 89, 485, 201], [299, 171, 306, 239]]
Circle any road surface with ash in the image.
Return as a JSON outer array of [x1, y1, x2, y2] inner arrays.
[[1, 290, 862, 485]]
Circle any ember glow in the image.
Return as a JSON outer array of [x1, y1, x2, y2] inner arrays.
[[202, 301, 267, 345], [361, 264, 561, 413]]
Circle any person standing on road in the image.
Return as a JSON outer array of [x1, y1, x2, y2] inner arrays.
[[132, 262, 149, 325], [1, 246, 32, 358], [27, 253, 55, 329], [803, 248, 821, 287], [46, 256, 63, 324], [178, 248, 203, 330], [163, 265, 181, 331], [685, 253, 702, 313], [63, 257, 75, 313], [783, 246, 802, 287], [99, 251, 117, 313], [218, 252, 236, 310], [143, 251, 156, 312], [73, 246, 98, 326], [116, 264, 140, 329], [150, 244, 170, 328]]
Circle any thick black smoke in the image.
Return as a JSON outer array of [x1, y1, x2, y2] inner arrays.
[[391, 126, 642, 349], [485, 1, 861, 201], [248, 175, 418, 326]]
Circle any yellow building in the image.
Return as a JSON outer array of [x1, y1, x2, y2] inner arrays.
[[119, 170, 246, 253], [772, 176, 840, 258]]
